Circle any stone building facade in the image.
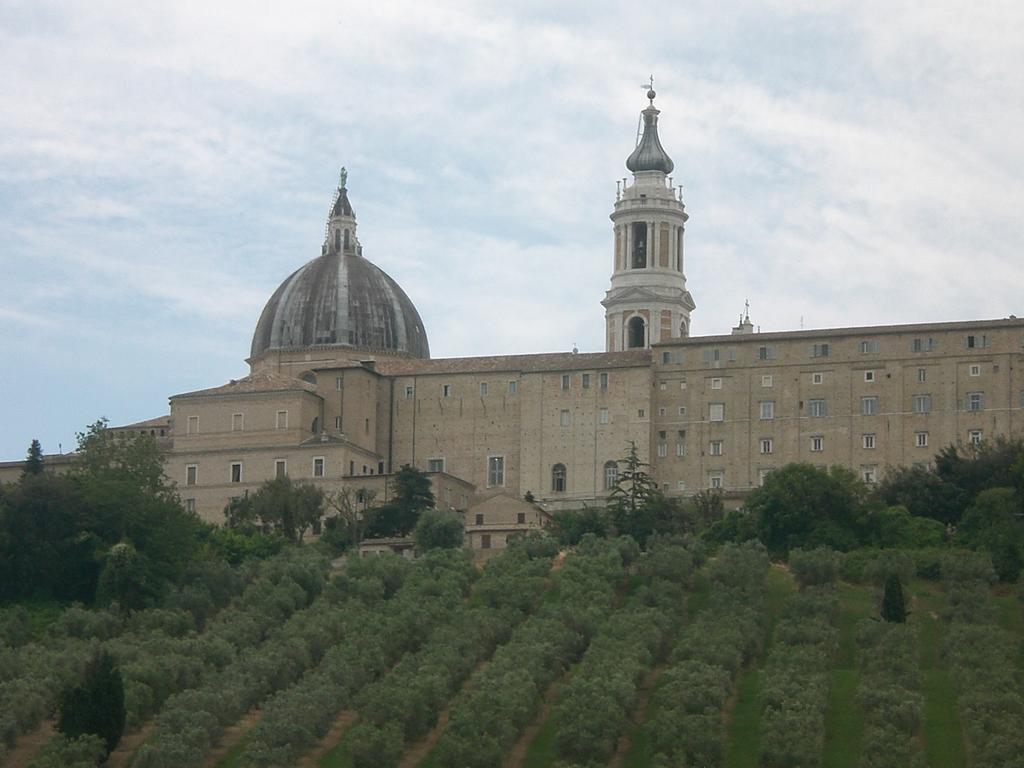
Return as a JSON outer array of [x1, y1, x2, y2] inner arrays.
[[5, 91, 1022, 545]]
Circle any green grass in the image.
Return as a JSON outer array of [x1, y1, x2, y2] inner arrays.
[[992, 587, 1024, 670], [921, 668, 967, 768], [834, 582, 875, 668], [822, 669, 863, 768], [723, 669, 762, 768], [820, 581, 873, 768], [721, 567, 794, 768], [212, 734, 251, 768], [913, 583, 967, 768], [520, 715, 559, 768], [317, 730, 355, 768]]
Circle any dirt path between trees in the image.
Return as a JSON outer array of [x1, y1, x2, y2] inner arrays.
[[5, 719, 54, 768], [607, 664, 665, 768], [105, 720, 156, 768], [296, 710, 357, 768], [398, 660, 491, 768], [501, 668, 570, 768], [202, 708, 262, 768]]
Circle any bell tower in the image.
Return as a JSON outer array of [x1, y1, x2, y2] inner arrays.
[[603, 86, 695, 351]]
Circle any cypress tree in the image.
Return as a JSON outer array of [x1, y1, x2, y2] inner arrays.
[[880, 573, 909, 623], [22, 439, 44, 478], [57, 650, 125, 756]]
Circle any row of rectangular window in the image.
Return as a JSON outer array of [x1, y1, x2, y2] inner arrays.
[[186, 411, 290, 435], [691, 429, 984, 459], [184, 456, 393, 486], [409, 373, 613, 400], [699, 364, 984, 393], [700, 391, 989, 422], [673, 333, 993, 368]]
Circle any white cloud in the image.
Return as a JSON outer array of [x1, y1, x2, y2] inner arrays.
[[1, 0, 1023, 457]]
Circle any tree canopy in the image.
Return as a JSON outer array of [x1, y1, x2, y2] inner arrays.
[[0, 419, 203, 604]]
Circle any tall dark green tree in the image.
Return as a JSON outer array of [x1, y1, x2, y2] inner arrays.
[[607, 443, 681, 547], [393, 464, 435, 511], [607, 443, 657, 517], [880, 574, 909, 623], [366, 465, 435, 538], [57, 650, 125, 757], [22, 439, 44, 479]]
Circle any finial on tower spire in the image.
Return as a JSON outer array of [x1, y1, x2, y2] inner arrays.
[[644, 75, 656, 104]]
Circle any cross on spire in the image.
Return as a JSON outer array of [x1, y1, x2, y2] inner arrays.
[[643, 75, 656, 105]]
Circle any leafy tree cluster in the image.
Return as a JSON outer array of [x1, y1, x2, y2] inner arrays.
[[760, 583, 840, 768], [707, 463, 949, 559], [851, 618, 925, 768], [550, 538, 699, 766], [230, 551, 501, 767], [0, 424, 204, 606], [645, 543, 771, 767], [412, 509, 464, 552], [434, 537, 632, 768], [788, 547, 842, 588], [878, 437, 1024, 581], [342, 548, 556, 768], [364, 465, 436, 539], [940, 561, 1024, 767], [109, 548, 328, 732], [855, 619, 923, 768], [224, 475, 325, 544]]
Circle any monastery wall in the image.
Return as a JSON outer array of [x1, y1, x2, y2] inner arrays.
[[649, 319, 1024, 493]]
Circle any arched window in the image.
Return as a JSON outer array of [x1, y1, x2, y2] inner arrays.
[[551, 463, 566, 492], [604, 460, 619, 490], [311, 417, 319, 434], [627, 316, 646, 349], [632, 223, 647, 269], [333, 229, 341, 251]]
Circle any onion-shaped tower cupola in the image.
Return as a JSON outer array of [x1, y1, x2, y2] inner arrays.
[[625, 88, 675, 175]]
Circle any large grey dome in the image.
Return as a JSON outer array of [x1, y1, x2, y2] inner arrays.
[[250, 244, 430, 360]]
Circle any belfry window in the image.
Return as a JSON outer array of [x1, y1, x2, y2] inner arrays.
[[627, 316, 646, 349], [632, 223, 647, 268]]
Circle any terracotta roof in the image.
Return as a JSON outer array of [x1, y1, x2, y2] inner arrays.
[[374, 349, 651, 376], [656, 316, 1024, 347], [171, 371, 317, 400], [111, 415, 171, 430]]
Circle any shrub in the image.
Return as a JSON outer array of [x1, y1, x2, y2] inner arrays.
[[413, 509, 464, 551], [789, 547, 841, 588], [880, 575, 909, 623]]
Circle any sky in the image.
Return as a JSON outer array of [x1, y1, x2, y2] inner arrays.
[[2, 0, 1023, 460]]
